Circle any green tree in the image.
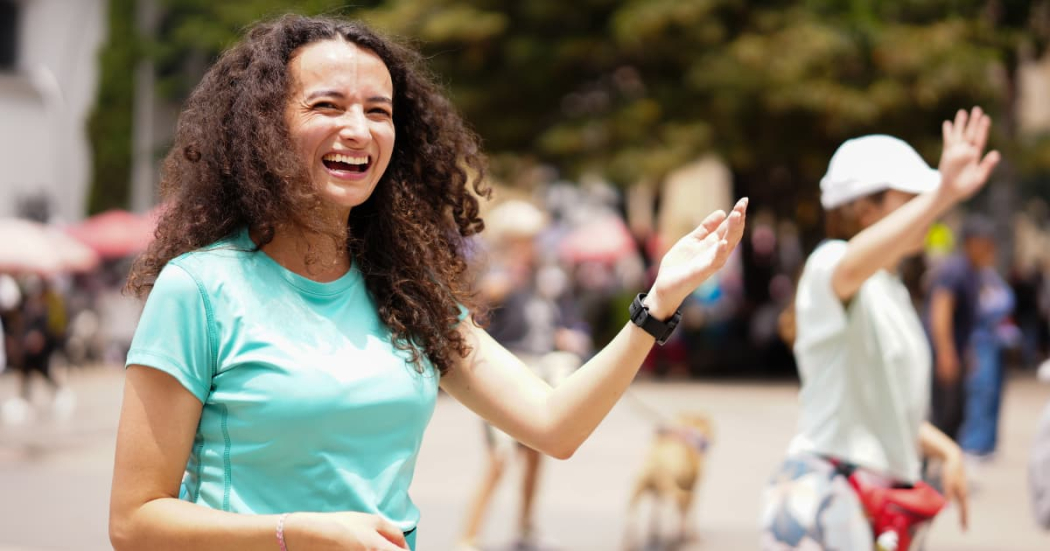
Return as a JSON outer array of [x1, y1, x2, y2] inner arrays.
[[86, 0, 139, 214], [89, 0, 1050, 222]]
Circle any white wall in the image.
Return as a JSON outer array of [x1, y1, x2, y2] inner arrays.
[[0, 0, 106, 223]]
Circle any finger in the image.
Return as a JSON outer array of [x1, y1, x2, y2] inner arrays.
[[942, 120, 953, 146], [974, 113, 992, 154], [372, 518, 409, 549], [369, 533, 410, 550], [689, 209, 727, 240], [957, 486, 970, 531], [953, 109, 967, 142], [723, 212, 745, 251], [731, 196, 749, 216], [708, 238, 733, 271], [724, 201, 748, 247], [964, 106, 983, 143], [714, 214, 732, 240], [707, 214, 746, 271], [975, 150, 1001, 183]]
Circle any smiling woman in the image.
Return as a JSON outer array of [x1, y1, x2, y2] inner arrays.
[[284, 40, 395, 219], [127, 16, 485, 372], [110, 14, 746, 551]]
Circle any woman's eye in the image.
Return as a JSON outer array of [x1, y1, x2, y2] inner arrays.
[[369, 108, 392, 118], [312, 101, 338, 110]]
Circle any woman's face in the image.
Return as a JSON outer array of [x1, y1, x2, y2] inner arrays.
[[285, 39, 395, 218], [857, 189, 917, 228]]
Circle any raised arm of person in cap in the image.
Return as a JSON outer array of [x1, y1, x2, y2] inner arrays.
[[441, 199, 747, 459], [831, 107, 1000, 302]]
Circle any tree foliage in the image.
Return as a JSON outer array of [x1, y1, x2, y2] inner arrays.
[[86, 0, 139, 214], [90, 0, 1050, 220]]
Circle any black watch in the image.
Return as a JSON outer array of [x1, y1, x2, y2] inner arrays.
[[629, 293, 682, 345]]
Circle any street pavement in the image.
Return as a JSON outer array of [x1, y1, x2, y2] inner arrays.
[[1, 365, 1048, 550]]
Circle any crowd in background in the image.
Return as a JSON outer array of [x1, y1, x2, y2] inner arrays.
[[3, 187, 1050, 421], [0, 258, 142, 424]]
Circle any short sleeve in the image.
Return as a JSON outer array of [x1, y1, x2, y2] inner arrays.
[[794, 240, 849, 347], [930, 258, 965, 295], [126, 263, 215, 403]]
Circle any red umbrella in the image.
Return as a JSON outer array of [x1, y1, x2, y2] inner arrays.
[[66, 209, 158, 259], [0, 218, 100, 274], [558, 215, 638, 264]]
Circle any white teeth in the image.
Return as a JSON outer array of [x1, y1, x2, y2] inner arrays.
[[323, 153, 368, 165]]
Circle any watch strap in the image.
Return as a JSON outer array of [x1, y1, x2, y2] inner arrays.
[[629, 293, 682, 345]]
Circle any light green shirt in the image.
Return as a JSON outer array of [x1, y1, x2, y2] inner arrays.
[[126, 228, 438, 542]]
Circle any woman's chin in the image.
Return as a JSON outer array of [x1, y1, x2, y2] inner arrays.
[[318, 183, 375, 210]]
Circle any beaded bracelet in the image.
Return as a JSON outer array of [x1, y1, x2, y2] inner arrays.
[[276, 512, 290, 551]]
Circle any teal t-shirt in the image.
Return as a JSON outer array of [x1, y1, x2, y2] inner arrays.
[[126, 228, 438, 543]]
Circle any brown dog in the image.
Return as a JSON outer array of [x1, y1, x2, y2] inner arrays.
[[624, 414, 713, 550]]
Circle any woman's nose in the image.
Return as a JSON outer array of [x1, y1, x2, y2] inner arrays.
[[338, 109, 370, 143]]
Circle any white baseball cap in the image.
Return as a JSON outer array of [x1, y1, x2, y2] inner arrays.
[[484, 200, 547, 241], [820, 134, 941, 209]]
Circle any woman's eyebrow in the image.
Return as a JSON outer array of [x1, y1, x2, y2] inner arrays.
[[304, 90, 392, 105], [306, 90, 345, 100]]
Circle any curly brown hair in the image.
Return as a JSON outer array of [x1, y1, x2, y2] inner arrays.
[[128, 14, 490, 375]]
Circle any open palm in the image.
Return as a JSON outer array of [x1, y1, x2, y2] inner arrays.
[[938, 107, 1000, 201], [650, 198, 748, 311]]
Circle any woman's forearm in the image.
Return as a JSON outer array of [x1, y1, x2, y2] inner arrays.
[[111, 498, 282, 551], [541, 320, 657, 458], [919, 421, 963, 463], [833, 190, 953, 301]]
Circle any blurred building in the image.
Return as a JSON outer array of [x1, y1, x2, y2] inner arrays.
[[0, 0, 106, 222], [1019, 51, 1050, 136]]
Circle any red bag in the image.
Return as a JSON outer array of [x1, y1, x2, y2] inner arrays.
[[846, 468, 947, 551]]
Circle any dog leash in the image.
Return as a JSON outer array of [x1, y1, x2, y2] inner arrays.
[[622, 388, 676, 425], [623, 389, 711, 452]]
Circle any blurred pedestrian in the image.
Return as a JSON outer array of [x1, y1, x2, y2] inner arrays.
[[12, 277, 74, 420], [956, 239, 1014, 462], [457, 200, 590, 551], [926, 216, 998, 443], [0, 273, 19, 373], [108, 15, 746, 551], [761, 108, 999, 550], [0, 273, 25, 425]]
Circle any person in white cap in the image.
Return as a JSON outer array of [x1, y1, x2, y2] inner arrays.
[[760, 108, 1000, 550]]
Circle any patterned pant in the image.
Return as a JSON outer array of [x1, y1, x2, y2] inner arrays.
[[760, 454, 874, 550]]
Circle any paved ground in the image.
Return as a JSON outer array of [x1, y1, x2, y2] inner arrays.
[[0, 365, 1048, 550]]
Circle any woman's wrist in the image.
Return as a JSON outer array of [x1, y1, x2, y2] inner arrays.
[[944, 443, 963, 464], [641, 289, 678, 321], [929, 184, 965, 212], [276, 512, 291, 551], [281, 512, 322, 550]]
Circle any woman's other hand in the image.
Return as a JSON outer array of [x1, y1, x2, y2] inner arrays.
[[286, 512, 409, 550], [938, 107, 1000, 204], [644, 198, 748, 319], [941, 452, 970, 531]]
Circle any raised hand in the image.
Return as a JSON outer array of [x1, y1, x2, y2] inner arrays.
[[645, 198, 748, 318], [938, 107, 1001, 202]]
